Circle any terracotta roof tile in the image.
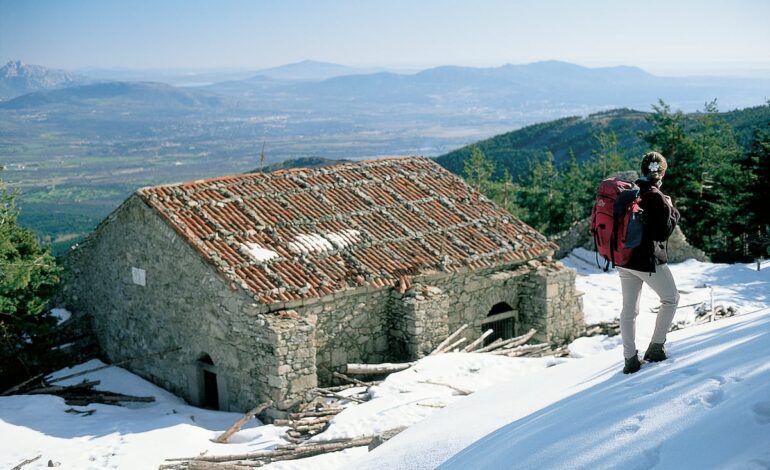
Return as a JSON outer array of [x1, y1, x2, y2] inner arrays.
[[138, 156, 556, 305]]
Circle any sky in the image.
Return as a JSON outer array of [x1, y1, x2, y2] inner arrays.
[[1, 0, 769, 76]]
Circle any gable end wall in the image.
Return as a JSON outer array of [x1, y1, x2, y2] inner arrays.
[[59, 195, 316, 411]]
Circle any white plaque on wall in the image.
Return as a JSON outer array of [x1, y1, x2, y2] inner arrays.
[[132, 267, 146, 286]]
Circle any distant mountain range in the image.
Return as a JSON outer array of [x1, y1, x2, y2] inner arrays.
[[0, 80, 223, 110], [253, 60, 383, 81], [0, 60, 88, 99], [2, 59, 768, 113]]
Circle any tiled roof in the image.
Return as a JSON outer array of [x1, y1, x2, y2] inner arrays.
[[138, 157, 556, 305]]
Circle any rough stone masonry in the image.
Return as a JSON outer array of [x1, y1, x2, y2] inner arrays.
[[58, 156, 584, 415]]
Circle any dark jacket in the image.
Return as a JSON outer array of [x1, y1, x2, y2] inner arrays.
[[621, 178, 680, 273]]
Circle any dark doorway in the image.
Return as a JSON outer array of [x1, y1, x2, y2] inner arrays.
[[198, 353, 219, 410], [483, 302, 516, 346], [202, 369, 219, 410]]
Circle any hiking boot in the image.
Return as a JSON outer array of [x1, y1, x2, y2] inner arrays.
[[623, 353, 641, 374], [643, 342, 667, 362]]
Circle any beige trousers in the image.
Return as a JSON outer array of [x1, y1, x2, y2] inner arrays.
[[617, 265, 680, 359]]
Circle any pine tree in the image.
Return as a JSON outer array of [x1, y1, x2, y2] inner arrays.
[[518, 151, 560, 233], [463, 146, 495, 192], [0, 174, 61, 375], [743, 128, 770, 258]]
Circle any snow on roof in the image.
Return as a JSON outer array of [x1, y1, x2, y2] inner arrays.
[[138, 157, 555, 305]]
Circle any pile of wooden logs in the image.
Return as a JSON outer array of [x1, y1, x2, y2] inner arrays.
[[1, 369, 154, 406], [344, 325, 569, 378], [695, 304, 737, 324], [583, 320, 621, 338], [273, 405, 345, 444]]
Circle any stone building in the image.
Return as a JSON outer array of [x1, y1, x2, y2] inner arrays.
[[59, 157, 583, 413]]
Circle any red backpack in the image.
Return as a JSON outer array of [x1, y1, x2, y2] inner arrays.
[[590, 177, 643, 271]]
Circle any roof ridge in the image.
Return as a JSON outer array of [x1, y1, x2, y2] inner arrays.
[[136, 155, 428, 194]]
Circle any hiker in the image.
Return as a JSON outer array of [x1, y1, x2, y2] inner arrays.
[[618, 151, 681, 374]]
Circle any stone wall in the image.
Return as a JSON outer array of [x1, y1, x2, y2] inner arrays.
[[59, 196, 585, 412], [389, 284, 450, 359], [398, 260, 584, 352], [303, 289, 392, 385], [516, 260, 585, 344], [58, 195, 315, 412]]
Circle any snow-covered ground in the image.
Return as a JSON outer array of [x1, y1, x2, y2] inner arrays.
[[2, 251, 768, 469]]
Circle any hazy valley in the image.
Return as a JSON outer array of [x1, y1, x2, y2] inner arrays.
[[1, 59, 768, 252]]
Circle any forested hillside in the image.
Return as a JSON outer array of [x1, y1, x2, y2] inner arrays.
[[440, 102, 770, 263], [436, 104, 770, 181]]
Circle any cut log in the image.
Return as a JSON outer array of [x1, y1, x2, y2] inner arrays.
[[345, 362, 415, 375], [429, 324, 468, 355], [187, 462, 253, 470], [472, 338, 502, 353], [318, 383, 368, 393], [463, 329, 494, 352], [331, 371, 381, 388], [212, 401, 273, 444], [288, 408, 343, 420], [474, 328, 536, 353], [500, 329, 539, 349], [281, 434, 304, 444], [501, 343, 551, 357], [438, 336, 467, 354], [292, 416, 334, 427], [313, 388, 366, 403]]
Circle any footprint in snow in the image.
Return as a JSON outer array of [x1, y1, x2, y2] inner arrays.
[[619, 414, 645, 435], [683, 377, 727, 409], [676, 366, 700, 376], [629, 443, 662, 470]]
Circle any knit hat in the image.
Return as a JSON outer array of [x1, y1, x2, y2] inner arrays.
[[641, 151, 667, 182]]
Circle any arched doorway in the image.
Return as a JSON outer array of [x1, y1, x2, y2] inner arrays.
[[198, 353, 220, 410], [482, 302, 517, 346]]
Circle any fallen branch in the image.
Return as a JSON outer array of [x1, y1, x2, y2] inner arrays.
[[1, 373, 44, 396], [429, 324, 468, 356], [418, 380, 472, 396], [46, 346, 182, 385], [11, 455, 41, 470], [212, 401, 273, 444], [64, 393, 155, 405], [166, 436, 376, 464], [26, 379, 100, 395]]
